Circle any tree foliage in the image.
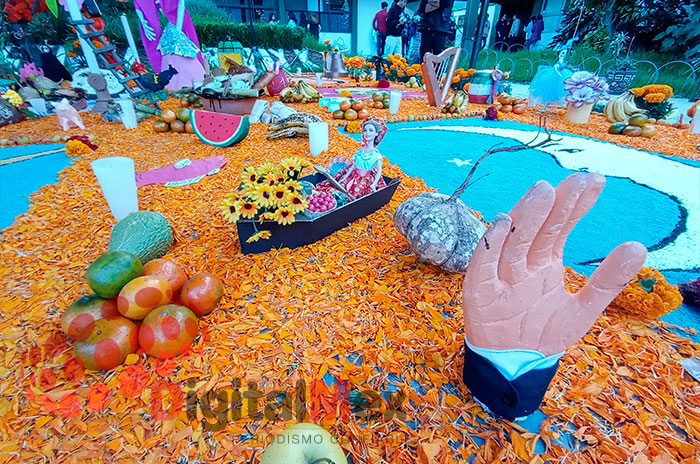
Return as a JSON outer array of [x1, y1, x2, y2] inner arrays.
[[656, 5, 700, 65], [552, 0, 697, 57]]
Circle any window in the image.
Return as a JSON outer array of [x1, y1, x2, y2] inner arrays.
[[285, 0, 352, 33]]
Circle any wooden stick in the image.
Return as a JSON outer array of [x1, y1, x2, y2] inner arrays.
[[0, 148, 65, 166]]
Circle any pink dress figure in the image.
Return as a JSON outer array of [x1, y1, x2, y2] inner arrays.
[[321, 118, 388, 198], [157, 0, 205, 89]]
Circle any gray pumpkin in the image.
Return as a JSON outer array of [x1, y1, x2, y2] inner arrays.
[[394, 191, 486, 273]]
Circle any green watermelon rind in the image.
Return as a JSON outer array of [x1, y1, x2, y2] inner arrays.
[[190, 110, 250, 147]]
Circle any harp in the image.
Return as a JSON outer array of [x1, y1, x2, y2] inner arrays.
[[421, 46, 462, 107]]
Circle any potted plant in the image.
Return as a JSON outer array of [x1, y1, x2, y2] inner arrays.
[[606, 33, 638, 95], [563, 71, 609, 124]]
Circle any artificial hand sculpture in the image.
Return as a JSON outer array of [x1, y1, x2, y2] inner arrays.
[[461, 172, 647, 419]]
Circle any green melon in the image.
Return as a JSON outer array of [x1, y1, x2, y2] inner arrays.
[[108, 211, 174, 263], [87, 251, 143, 298]]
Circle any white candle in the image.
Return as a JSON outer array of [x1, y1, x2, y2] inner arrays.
[[308, 122, 329, 156], [691, 111, 700, 134], [91, 157, 139, 220], [315, 72, 323, 87], [389, 90, 402, 114]]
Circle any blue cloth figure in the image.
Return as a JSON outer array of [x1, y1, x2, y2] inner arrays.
[[528, 38, 577, 107]]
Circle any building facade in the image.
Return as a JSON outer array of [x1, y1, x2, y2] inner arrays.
[[214, 0, 566, 55]]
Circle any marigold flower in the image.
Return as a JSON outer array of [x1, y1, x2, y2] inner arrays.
[[610, 267, 683, 321], [406, 68, 416, 76], [644, 93, 666, 104], [65, 140, 91, 156]]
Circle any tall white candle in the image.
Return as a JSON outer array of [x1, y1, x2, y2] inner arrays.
[[389, 90, 402, 114]]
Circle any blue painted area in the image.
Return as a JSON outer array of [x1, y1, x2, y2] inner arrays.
[[376, 123, 683, 277], [0, 144, 72, 231]]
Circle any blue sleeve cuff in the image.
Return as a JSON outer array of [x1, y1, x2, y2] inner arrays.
[[465, 336, 564, 381]]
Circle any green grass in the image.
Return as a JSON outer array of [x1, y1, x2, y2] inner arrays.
[[470, 47, 699, 98]]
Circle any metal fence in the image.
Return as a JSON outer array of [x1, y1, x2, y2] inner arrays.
[[468, 43, 700, 98]]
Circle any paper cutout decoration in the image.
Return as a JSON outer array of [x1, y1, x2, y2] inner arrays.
[[135, 156, 226, 187], [52, 98, 85, 130], [421, 46, 461, 108]]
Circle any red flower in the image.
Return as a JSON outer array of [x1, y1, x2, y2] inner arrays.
[[87, 384, 111, 412], [59, 394, 82, 419], [119, 365, 149, 398]]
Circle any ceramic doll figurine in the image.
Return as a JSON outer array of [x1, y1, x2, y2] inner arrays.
[[461, 172, 646, 420], [320, 118, 388, 198]]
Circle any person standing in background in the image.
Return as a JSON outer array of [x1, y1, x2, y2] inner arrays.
[[385, 0, 407, 56], [508, 14, 521, 48], [417, 0, 455, 59], [268, 12, 278, 25], [524, 17, 534, 49], [308, 13, 320, 39], [401, 12, 416, 57], [287, 11, 297, 27], [299, 12, 308, 30], [481, 13, 490, 48], [495, 14, 510, 51], [530, 15, 545, 49], [373, 2, 389, 57]]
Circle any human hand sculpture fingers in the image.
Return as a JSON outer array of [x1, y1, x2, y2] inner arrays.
[[463, 172, 646, 355], [461, 172, 646, 420]]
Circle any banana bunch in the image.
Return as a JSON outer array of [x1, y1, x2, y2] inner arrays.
[[279, 81, 321, 104], [604, 91, 646, 123], [442, 90, 469, 114], [267, 112, 321, 140]]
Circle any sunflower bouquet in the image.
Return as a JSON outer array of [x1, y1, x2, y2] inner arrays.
[[220, 157, 312, 243]]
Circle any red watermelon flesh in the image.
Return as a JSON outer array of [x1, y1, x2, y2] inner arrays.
[[190, 110, 250, 147]]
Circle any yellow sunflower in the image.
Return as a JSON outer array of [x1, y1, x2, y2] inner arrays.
[[242, 167, 258, 184], [287, 194, 307, 213], [285, 180, 303, 195], [275, 207, 296, 226], [256, 162, 275, 177], [251, 184, 274, 208], [246, 230, 272, 243], [220, 198, 242, 223], [241, 182, 258, 198], [240, 200, 259, 219], [274, 170, 288, 184], [258, 212, 276, 223], [260, 175, 277, 187], [271, 185, 288, 206]]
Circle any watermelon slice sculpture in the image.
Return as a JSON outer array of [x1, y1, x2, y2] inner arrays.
[[190, 110, 250, 147]]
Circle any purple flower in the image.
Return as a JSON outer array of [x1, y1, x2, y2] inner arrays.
[[564, 71, 608, 106]]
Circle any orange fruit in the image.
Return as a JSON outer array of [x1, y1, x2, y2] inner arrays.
[[339, 101, 352, 111], [352, 100, 364, 111], [344, 109, 358, 121], [74, 317, 139, 370], [358, 109, 370, 119], [180, 273, 224, 317], [501, 104, 513, 113], [142, 259, 188, 294], [161, 110, 176, 123], [62, 295, 121, 342], [117, 276, 172, 320], [139, 304, 198, 359], [374, 101, 384, 109]]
